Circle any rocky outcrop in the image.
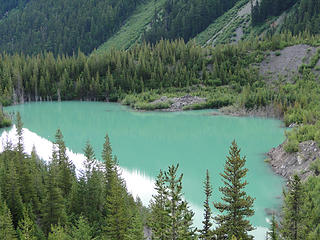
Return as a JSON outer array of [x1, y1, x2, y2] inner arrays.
[[267, 140, 320, 180], [151, 95, 206, 111], [219, 105, 282, 119]]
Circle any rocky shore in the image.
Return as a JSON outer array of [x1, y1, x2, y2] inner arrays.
[[151, 95, 206, 111], [219, 105, 282, 119], [267, 140, 320, 181], [149, 97, 319, 181]]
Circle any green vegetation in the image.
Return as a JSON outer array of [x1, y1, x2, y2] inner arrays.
[[2, 33, 320, 152], [0, 0, 144, 55], [96, 0, 167, 52], [199, 170, 213, 239], [251, 0, 298, 26], [0, 115, 146, 239], [214, 141, 255, 240], [0, 105, 11, 128], [148, 141, 255, 240], [282, 0, 320, 35], [269, 174, 320, 239], [194, 0, 249, 46], [142, 0, 242, 44], [0, 0, 28, 18]]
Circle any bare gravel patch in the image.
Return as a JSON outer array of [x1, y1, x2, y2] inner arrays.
[[259, 44, 317, 82]]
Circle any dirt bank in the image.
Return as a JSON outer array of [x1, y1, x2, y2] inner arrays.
[[267, 141, 320, 181]]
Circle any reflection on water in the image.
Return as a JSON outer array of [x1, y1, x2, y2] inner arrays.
[[0, 126, 156, 205], [3, 101, 287, 239], [1, 126, 270, 238]]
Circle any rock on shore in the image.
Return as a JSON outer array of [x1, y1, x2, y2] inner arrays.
[[267, 140, 320, 180], [151, 95, 206, 111]]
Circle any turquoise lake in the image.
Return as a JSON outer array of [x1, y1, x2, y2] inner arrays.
[[3, 101, 286, 238]]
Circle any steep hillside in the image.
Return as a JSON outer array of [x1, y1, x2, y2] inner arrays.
[[141, 0, 243, 44], [194, 0, 251, 46], [95, 0, 166, 52], [194, 0, 319, 48], [0, 0, 144, 55], [282, 0, 320, 34], [0, 0, 28, 18]]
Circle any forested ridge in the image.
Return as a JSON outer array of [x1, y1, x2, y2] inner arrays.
[[282, 0, 320, 35], [251, 0, 320, 35], [0, 0, 144, 55], [142, 0, 242, 44]]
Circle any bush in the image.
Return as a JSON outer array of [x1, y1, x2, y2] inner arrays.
[[284, 139, 299, 153], [0, 118, 12, 128], [275, 51, 281, 56]]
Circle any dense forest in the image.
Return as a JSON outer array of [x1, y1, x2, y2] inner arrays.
[[0, 114, 146, 239], [0, 0, 144, 55], [0, 0, 29, 17], [0, 105, 11, 128], [282, 0, 320, 35], [1, 33, 320, 151], [142, 0, 241, 44], [251, 0, 298, 25]]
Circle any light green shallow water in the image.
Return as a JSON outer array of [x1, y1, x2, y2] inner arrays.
[[4, 101, 285, 235]]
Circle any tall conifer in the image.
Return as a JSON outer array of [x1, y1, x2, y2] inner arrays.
[[199, 169, 213, 240], [281, 174, 305, 240], [214, 141, 255, 240]]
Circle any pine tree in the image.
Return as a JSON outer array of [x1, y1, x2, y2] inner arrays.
[[125, 202, 145, 240], [42, 163, 67, 234], [214, 141, 255, 240], [70, 216, 94, 240], [83, 141, 96, 179], [48, 225, 70, 240], [199, 169, 213, 240], [149, 170, 170, 240], [15, 112, 24, 154], [281, 174, 305, 240], [0, 189, 17, 240], [17, 208, 37, 240], [54, 129, 75, 198], [102, 133, 129, 240], [3, 158, 24, 227], [165, 164, 196, 240], [267, 214, 278, 240]]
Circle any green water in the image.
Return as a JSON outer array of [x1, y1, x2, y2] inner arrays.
[[4, 101, 285, 233]]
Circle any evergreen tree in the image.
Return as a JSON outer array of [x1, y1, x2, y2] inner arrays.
[[70, 216, 94, 240], [102, 134, 130, 240], [3, 158, 24, 227], [41, 163, 67, 234], [17, 208, 38, 240], [165, 164, 196, 240], [214, 141, 255, 240], [16, 112, 24, 154], [281, 174, 305, 240], [83, 141, 96, 179], [267, 214, 278, 240], [125, 202, 145, 240], [48, 225, 70, 240], [149, 170, 170, 240], [199, 169, 213, 240], [54, 129, 75, 198], [0, 189, 17, 240]]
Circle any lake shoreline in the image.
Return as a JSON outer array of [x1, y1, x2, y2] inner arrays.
[[4, 98, 315, 181], [132, 96, 318, 181]]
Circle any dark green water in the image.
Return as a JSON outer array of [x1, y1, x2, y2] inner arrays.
[[4, 101, 285, 237]]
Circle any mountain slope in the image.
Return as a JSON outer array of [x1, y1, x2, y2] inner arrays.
[[0, 0, 144, 55], [194, 0, 250, 46], [95, 0, 166, 52]]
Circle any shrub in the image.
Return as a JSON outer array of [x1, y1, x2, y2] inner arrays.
[[284, 139, 299, 153]]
